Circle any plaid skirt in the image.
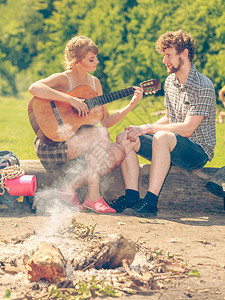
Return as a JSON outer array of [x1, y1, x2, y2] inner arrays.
[[34, 137, 68, 164]]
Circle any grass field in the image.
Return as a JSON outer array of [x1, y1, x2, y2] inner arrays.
[[1, 93, 225, 168]]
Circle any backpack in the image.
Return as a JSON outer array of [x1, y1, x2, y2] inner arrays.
[[0, 151, 20, 170]]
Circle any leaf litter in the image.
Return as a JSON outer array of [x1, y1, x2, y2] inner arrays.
[[0, 217, 194, 299]]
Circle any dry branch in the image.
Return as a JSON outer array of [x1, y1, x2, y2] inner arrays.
[[72, 234, 136, 270], [24, 242, 66, 283]]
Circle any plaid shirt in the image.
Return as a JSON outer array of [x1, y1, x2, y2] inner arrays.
[[164, 64, 216, 161]]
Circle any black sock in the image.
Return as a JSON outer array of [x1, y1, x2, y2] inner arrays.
[[125, 189, 139, 207], [144, 191, 158, 208]]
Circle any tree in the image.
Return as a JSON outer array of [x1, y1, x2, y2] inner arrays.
[[0, 0, 46, 94], [1, 0, 225, 96]]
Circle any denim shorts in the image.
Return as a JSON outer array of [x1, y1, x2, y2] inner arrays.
[[137, 134, 208, 170]]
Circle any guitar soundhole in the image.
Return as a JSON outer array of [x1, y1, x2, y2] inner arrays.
[[72, 106, 90, 117], [72, 106, 79, 115]]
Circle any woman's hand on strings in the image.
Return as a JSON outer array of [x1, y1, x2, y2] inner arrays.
[[69, 97, 89, 117]]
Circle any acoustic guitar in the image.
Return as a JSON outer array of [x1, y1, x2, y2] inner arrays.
[[28, 79, 161, 145]]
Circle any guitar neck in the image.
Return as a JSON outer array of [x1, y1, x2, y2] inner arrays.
[[85, 86, 135, 109]]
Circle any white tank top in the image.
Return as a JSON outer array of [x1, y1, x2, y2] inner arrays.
[[63, 72, 96, 92]]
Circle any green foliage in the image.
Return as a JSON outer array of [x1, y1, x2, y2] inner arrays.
[[0, 0, 44, 68], [4, 288, 11, 298], [0, 0, 225, 97], [47, 276, 121, 299], [0, 52, 18, 95], [0, 0, 46, 94], [187, 269, 200, 277]]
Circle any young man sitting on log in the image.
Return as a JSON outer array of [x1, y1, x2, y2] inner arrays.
[[110, 30, 216, 217]]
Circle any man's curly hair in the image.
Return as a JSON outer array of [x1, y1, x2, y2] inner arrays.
[[156, 30, 195, 62]]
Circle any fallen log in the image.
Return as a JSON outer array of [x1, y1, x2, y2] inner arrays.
[[19, 160, 224, 213], [24, 242, 66, 283], [72, 234, 136, 270]]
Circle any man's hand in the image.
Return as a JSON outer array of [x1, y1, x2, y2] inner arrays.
[[125, 125, 147, 142]]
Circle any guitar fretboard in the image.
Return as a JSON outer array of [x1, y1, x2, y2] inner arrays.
[[85, 87, 135, 109]]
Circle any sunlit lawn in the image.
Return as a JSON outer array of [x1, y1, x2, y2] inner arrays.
[[1, 93, 224, 167]]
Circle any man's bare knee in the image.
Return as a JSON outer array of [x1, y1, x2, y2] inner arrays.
[[153, 131, 177, 151]]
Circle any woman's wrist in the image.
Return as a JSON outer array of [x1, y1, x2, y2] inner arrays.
[[68, 96, 77, 105], [128, 100, 136, 108]]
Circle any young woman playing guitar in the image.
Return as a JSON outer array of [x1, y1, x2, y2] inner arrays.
[[28, 35, 143, 213]]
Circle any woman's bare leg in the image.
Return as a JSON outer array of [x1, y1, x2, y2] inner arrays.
[[67, 127, 125, 201]]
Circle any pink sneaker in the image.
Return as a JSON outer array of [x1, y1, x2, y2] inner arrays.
[[70, 192, 87, 211], [55, 189, 87, 211], [83, 196, 116, 213]]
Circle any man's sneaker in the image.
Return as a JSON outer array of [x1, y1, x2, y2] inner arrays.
[[83, 196, 116, 213], [109, 195, 127, 213], [109, 195, 139, 213], [123, 198, 157, 217]]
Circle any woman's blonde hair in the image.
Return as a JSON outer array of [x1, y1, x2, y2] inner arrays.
[[64, 36, 99, 70]]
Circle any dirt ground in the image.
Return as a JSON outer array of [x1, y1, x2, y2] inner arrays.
[[0, 198, 225, 300]]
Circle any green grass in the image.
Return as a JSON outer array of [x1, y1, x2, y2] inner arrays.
[[0, 93, 37, 160], [1, 94, 224, 168]]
